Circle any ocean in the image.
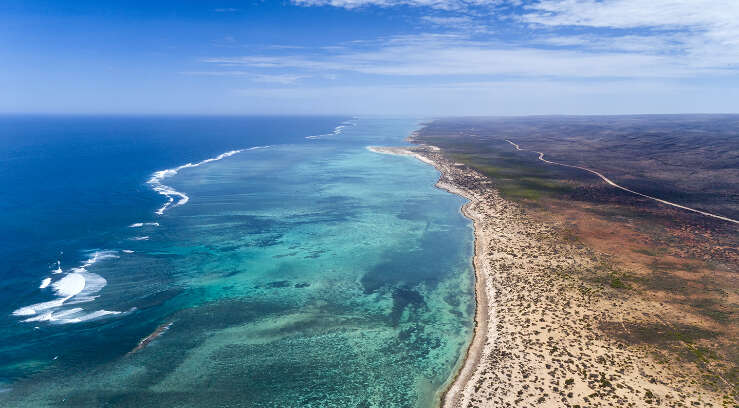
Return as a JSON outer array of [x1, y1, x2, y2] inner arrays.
[[0, 116, 474, 407]]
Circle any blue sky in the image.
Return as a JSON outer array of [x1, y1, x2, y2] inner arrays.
[[2, 0, 738, 115]]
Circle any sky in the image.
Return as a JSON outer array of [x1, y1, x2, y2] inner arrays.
[[2, 0, 738, 115]]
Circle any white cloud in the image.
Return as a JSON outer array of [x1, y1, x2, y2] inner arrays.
[[523, 0, 739, 68], [421, 15, 474, 25], [251, 74, 309, 84], [287, 0, 739, 72], [231, 79, 738, 115], [292, 0, 499, 10], [191, 0, 739, 115], [203, 34, 714, 78], [181, 71, 307, 84], [420, 15, 494, 33], [537, 34, 682, 54], [522, 0, 737, 32]]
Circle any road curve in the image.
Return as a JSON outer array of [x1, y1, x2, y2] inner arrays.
[[505, 139, 739, 225]]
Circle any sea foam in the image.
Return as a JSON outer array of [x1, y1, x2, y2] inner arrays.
[[52, 273, 86, 297], [13, 251, 119, 324], [21, 308, 125, 324], [305, 121, 357, 140], [147, 146, 270, 215], [129, 222, 159, 228]]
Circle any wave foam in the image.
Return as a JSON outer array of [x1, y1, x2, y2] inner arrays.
[[305, 120, 357, 140], [147, 146, 270, 215], [129, 222, 159, 228], [59, 309, 122, 324], [13, 297, 67, 316], [21, 308, 124, 324], [13, 251, 118, 324], [52, 273, 86, 297], [22, 307, 83, 323], [70, 250, 119, 274], [65, 271, 108, 304]]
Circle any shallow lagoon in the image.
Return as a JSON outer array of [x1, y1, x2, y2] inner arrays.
[[1, 118, 473, 407]]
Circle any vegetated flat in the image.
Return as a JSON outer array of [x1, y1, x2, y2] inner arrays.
[[418, 114, 738, 268], [420, 114, 739, 221], [413, 115, 738, 404]]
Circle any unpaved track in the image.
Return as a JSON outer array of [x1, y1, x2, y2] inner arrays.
[[505, 139, 739, 224]]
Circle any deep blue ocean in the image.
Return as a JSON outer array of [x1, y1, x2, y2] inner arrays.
[[0, 116, 473, 407]]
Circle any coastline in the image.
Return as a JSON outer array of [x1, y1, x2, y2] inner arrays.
[[1, 118, 488, 408], [432, 169, 491, 408], [368, 144, 727, 407], [368, 145, 489, 407]]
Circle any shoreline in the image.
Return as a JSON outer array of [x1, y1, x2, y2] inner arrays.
[[435, 181, 490, 408], [367, 145, 489, 407], [368, 144, 728, 408]]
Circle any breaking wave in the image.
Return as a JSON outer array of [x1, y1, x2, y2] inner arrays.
[[13, 250, 122, 325], [305, 119, 357, 139], [147, 146, 271, 215], [129, 222, 159, 228]]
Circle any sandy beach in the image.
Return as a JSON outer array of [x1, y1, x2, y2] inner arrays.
[[369, 144, 729, 408]]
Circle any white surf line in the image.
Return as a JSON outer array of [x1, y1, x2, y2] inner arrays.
[[305, 120, 356, 140], [505, 139, 738, 225], [147, 145, 271, 215], [13, 250, 122, 324], [129, 222, 159, 228]]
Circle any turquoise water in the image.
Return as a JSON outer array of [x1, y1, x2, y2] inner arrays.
[[1, 118, 473, 407]]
